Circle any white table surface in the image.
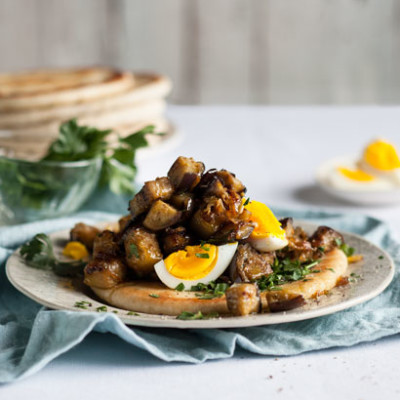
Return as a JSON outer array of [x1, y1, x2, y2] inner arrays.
[[3, 106, 400, 399]]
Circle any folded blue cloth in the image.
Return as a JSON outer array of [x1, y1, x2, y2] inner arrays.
[[1, 208, 399, 383]]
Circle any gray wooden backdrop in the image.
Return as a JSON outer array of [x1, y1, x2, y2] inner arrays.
[[0, 0, 399, 104]]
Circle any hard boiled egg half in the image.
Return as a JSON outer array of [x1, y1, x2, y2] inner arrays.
[[244, 200, 288, 252], [154, 242, 238, 290]]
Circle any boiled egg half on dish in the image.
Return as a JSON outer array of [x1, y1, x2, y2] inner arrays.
[[154, 242, 238, 290], [328, 139, 400, 191], [244, 200, 288, 252]]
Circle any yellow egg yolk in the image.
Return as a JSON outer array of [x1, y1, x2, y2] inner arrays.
[[363, 140, 400, 171], [244, 200, 286, 240], [164, 244, 218, 280], [63, 241, 89, 260], [337, 167, 375, 182]]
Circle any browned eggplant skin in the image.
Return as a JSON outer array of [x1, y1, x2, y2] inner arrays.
[[123, 226, 163, 277], [230, 243, 274, 282], [167, 156, 205, 191], [143, 200, 182, 231], [84, 258, 127, 289], [161, 226, 192, 255], [129, 176, 174, 218], [83, 230, 127, 289], [70, 223, 100, 250]]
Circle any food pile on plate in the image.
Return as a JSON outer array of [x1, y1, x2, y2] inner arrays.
[[65, 156, 353, 317], [0, 67, 171, 160]]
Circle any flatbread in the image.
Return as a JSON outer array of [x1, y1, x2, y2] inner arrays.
[[92, 281, 229, 315], [0, 74, 171, 128], [91, 249, 348, 316], [0, 67, 135, 111]]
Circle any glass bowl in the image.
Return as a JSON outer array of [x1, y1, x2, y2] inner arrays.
[[0, 156, 102, 224]]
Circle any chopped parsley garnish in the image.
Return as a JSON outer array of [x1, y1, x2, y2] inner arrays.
[[176, 311, 219, 320], [328, 268, 335, 273], [190, 281, 229, 299], [199, 241, 211, 251], [20, 233, 86, 277], [318, 246, 325, 252], [74, 301, 92, 309], [195, 253, 210, 259], [378, 255, 384, 260], [149, 293, 160, 298], [129, 243, 140, 258], [112, 310, 118, 314], [127, 311, 140, 316], [243, 197, 251, 206], [175, 283, 185, 291], [96, 306, 108, 312], [335, 239, 355, 257], [256, 258, 321, 291]]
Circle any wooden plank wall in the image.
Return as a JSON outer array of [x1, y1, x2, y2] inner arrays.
[[0, 0, 398, 104]]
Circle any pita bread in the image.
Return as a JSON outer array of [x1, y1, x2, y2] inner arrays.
[[0, 67, 135, 111], [91, 249, 348, 316], [92, 281, 229, 316], [0, 74, 171, 128], [0, 99, 166, 140]]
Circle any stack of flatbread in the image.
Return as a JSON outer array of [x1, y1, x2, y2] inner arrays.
[[0, 67, 172, 160]]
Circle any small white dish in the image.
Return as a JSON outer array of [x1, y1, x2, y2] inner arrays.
[[5, 221, 395, 329], [316, 156, 400, 206]]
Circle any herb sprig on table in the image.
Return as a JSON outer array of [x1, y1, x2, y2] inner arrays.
[[20, 233, 86, 277], [256, 258, 321, 291]]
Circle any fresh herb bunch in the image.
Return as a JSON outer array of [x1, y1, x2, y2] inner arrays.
[[43, 119, 160, 195], [256, 258, 320, 291], [20, 233, 86, 277]]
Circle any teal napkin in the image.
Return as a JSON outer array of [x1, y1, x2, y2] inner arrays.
[[1, 208, 399, 384]]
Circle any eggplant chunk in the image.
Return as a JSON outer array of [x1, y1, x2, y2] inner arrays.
[[198, 169, 246, 194], [124, 226, 162, 277], [226, 283, 260, 316], [162, 226, 192, 255], [143, 200, 182, 231], [70, 223, 100, 250], [230, 243, 274, 282], [129, 177, 174, 218], [118, 214, 132, 233], [310, 226, 344, 253], [93, 230, 120, 259], [167, 156, 205, 191], [84, 257, 127, 289]]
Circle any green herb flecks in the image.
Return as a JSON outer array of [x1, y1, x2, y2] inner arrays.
[[256, 258, 321, 291], [243, 197, 251, 206], [175, 283, 185, 291], [129, 243, 140, 258], [176, 311, 220, 320], [74, 301, 92, 309], [378, 255, 384, 260], [328, 268, 335, 273], [127, 311, 140, 316], [96, 306, 108, 312], [335, 238, 355, 257], [190, 281, 229, 300], [199, 241, 210, 251], [149, 293, 160, 298], [195, 253, 210, 259], [20, 233, 86, 277]]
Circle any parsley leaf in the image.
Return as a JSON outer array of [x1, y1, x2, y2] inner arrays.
[[195, 253, 210, 259], [20, 233, 86, 277], [190, 281, 229, 299], [175, 283, 185, 291]]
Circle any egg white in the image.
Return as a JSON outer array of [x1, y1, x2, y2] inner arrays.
[[247, 235, 288, 252], [154, 242, 238, 290]]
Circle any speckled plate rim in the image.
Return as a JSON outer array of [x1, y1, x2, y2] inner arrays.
[[5, 221, 395, 329]]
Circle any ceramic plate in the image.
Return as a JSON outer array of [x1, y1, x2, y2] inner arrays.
[[316, 156, 400, 205], [6, 221, 395, 329]]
